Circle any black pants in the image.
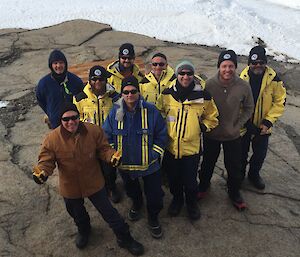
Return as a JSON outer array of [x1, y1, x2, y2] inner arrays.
[[163, 151, 200, 205], [100, 160, 117, 192], [120, 170, 164, 220], [64, 187, 128, 236], [241, 132, 270, 177], [198, 136, 243, 195]]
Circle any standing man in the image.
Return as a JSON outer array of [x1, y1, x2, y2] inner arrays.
[[156, 60, 219, 220], [240, 46, 286, 189], [140, 53, 176, 104], [103, 76, 167, 239], [198, 50, 254, 210], [74, 65, 121, 203], [107, 43, 144, 93], [36, 49, 84, 129], [32, 102, 144, 256]]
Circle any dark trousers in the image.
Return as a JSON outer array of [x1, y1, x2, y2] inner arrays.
[[100, 161, 117, 191], [241, 132, 269, 177], [64, 187, 128, 236], [163, 151, 200, 205], [120, 170, 164, 220], [198, 136, 243, 194]]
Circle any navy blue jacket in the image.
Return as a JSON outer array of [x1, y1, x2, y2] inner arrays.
[[103, 97, 167, 178], [36, 72, 84, 128]]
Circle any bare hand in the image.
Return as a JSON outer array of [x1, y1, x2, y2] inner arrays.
[[259, 124, 269, 135]]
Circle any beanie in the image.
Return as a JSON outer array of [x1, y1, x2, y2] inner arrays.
[[248, 46, 267, 64], [119, 43, 135, 57], [48, 49, 68, 70], [121, 76, 140, 92], [59, 102, 79, 121], [175, 60, 195, 75], [89, 65, 111, 81], [217, 50, 237, 68]]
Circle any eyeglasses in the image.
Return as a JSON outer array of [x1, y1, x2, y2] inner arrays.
[[90, 76, 105, 82], [251, 60, 266, 66], [178, 71, 194, 76], [122, 89, 138, 95], [120, 56, 134, 60], [152, 62, 166, 67], [61, 114, 79, 122]]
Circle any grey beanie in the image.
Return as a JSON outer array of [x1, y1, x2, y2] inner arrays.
[[175, 60, 195, 75]]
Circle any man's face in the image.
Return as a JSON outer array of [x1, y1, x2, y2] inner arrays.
[[249, 60, 266, 75], [219, 60, 236, 82], [90, 76, 106, 96], [151, 56, 167, 78], [51, 60, 66, 74], [122, 85, 140, 106], [177, 69, 194, 88], [61, 110, 79, 134], [119, 55, 135, 69]]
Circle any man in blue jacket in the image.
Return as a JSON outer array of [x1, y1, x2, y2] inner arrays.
[[103, 76, 167, 239], [36, 49, 84, 129]]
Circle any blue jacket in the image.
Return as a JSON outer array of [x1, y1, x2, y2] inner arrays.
[[36, 72, 84, 128], [103, 97, 167, 178]]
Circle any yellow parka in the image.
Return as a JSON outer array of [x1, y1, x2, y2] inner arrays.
[[140, 66, 176, 104], [156, 76, 219, 159], [240, 66, 286, 133]]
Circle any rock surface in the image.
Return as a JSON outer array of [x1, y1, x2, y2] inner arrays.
[[0, 20, 299, 257]]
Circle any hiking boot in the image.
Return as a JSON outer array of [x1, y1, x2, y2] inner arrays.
[[117, 232, 144, 256], [167, 199, 183, 217], [111, 187, 121, 203], [248, 174, 265, 190], [186, 202, 201, 220], [75, 232, 90, 249], [228, 191, 247, 211], [128, 204, 142, 221], [148, 216, 163, 239]]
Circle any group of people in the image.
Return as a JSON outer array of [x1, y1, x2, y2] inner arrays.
[[33, 42, 286, 255]]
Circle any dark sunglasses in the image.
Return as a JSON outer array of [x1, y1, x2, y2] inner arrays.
[[152, 62, 166, 67], [178, 71, 194, 76], [120, 56, 134, 60], [122, 89, 138, 95], [90, 76, 105, 82], [251, 60, 266, 66], [61, 114, 79, 122]]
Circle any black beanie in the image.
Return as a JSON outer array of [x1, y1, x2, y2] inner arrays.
[[48, 49, 68, 70], [121, 76, 139, 92], [89, 65, 111, 81], [59, 102, 79, 121], [119, 43, 135, 57], [217, 50, 237, 68], [248, 46, 267, 64]]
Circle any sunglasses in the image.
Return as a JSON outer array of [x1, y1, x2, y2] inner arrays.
[[61, 114, 79, 122], [120, 56, 134, 60], [122, 89, 138, 95], [178, 71, 194, 76], [152, 62, 166, 67], [251, 60, 266, 66], [90, 76, 105, 82]]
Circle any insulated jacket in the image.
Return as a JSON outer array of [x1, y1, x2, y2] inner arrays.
[[240, 66, 286, 133], [74, 82, 119, 126], [36, 122, 115, 198], [107, 60, 144, 93], [140, 66, 176, 104], [36, 72, 84, 128], [156, 76, 219, 159], [103, 97, 167, 177], [204, 73, 254, 141]]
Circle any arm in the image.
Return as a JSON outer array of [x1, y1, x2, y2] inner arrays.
[[36, 82, 47, 114], [201, 97, 219, 132], [239, 85, 254, 128], [95, 126, 116, 164], [152, 109, 167, 160]]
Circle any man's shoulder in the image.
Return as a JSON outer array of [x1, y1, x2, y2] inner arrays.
[[38, 73, 52, 85], [67, 72, 83, 84]]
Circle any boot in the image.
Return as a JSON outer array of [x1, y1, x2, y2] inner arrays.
[[111, 186, 121, 203], [248, 174, 265, 190], [167, 198, 183, 217], [128, 202, 142, 221], [75, 232, 90, 249], [228, 190, 247, 211], [117, 232, 144, 256], [186, 202, 201, 220], [148, 216, 163, 239]]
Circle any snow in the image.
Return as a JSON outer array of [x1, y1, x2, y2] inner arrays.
[[0, 0, 299, 62]]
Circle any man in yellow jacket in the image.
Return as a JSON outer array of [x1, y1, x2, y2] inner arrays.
[[240, 46, 286, 189], [107, 43, 143, 93], [74, 65, 121, 203], [140, 53, 176, 104], [156, 60, 219, 220]]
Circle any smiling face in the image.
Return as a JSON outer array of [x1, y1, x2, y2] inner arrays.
[[219, 60, 236, 82], [51, 60, 66, 74], [61, 110, 79, 134], [119, 55, 135, 69], [249, 60, 266, 75], [90, 77, 107, 96], [151, 56, 167, 79], [177, 69, 194, 88], [122, 85, 140, 107]]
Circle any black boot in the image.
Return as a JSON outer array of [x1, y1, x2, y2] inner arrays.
[[75, 232, 90, 249], [128, 202, 142, 221], [167, 198, 183, 217], [111, 186, 122, 203], [248, 174, 265, 190], [228, 190, 247, 211], [148, 216, 163, 239], [186, 202, 201, 220], [117, 232, 144, 256]]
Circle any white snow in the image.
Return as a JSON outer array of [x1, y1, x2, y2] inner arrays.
[[0, 0, 299, 61]]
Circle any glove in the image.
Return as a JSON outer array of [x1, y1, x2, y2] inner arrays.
[[110, 150, 122, 167], [32, 166, 48, 184]]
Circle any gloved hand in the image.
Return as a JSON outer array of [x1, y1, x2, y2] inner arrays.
[[110, 150, 122, 167], [32, 166, 48, 184]]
